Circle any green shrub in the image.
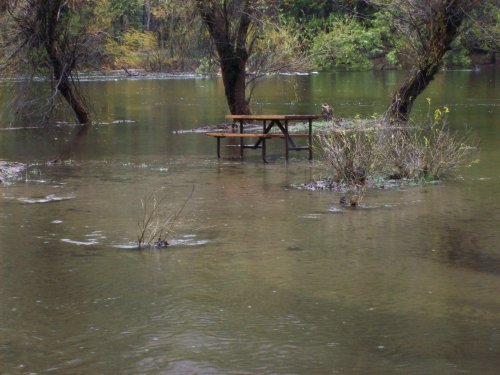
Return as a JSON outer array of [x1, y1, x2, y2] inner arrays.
[[444, 38, 472, 68], [311, 14, 393, 71]]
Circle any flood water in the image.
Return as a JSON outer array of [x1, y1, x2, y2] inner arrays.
[[0, 68, 499, 374]]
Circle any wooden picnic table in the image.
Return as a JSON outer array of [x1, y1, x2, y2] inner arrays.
[[207, 114, 321, 162]]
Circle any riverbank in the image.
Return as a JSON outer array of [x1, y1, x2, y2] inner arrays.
[[89, 54, 497, 77]]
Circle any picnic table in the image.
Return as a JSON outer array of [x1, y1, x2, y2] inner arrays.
[[206, 114, 321, 162]]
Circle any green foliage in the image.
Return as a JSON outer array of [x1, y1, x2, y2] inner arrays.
[[311, 16, 385, 70], [461, 1, 500, 52], [280, 0, 333, 19], [385, 50, 399, 66], [105, 30, 157, 69], [195, 57, 217, 74], [248, 20, 309, 74], [280, 0, 378, 21], [109, 0, 144, 33], [444, 37, 472, 68], [1, 0, 496, 73]]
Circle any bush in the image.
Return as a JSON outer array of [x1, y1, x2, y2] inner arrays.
[[311, 14, 392, 71], [137, 187, 193, 249], [315, 128, 380, 185], [380, 124, 474, 181], [315, 108, 477, 188], [382, 109, 476, 180]]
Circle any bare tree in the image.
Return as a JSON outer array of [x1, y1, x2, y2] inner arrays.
[[196, 0, 308, 115], [196, 0, 260, 115], [385, 0, 482, 122], [1, 0, 97, 125]]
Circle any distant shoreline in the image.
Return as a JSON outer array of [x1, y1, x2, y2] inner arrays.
[[0, 62, 497, 83]]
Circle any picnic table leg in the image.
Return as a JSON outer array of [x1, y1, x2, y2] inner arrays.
[[217, 136, 221, 158], [262, 138, 268, 163], [285, 119, 289, 162], [262, 120, 267, 163], [239, 119, 244, 160], [308, 118, 313, 160]]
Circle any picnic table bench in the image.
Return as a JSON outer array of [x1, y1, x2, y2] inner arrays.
[[206, 114, 320, 162]]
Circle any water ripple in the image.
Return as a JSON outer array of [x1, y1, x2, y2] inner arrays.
[[18, 194, 75, 204], [61, 238, 99, 246]]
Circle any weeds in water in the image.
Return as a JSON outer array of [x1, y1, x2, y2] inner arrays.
[[314, 128, 379, 186], [313, 106, 477, 204], [137, 186, 194, 249], [381, 121, 476, 180], [382, 102, 477, 180]]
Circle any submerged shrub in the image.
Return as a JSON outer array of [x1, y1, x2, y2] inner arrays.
[[315, 109, 477, 189], [314, 128, 380, 185], [405, 103, 478, 180], [385, 120, 477, 180], [137, 186, 193, 249], [379, 126, 424, 179]]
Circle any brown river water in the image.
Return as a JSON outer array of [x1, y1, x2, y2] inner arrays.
[[0, 68, 499, 374]]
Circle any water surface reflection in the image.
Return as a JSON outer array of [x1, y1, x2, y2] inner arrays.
[[1, 69, 499, 374]]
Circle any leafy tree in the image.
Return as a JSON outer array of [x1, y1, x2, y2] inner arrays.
[[105, 29, 157, 70], [241, 14, 310, 98], [109, 0, 144, 34], [461, 2, 500, 58], [149, 0, 207, 63], [196, 0, 308, 114], [280, 0, 377, 20], [280, 0, 333, 19]]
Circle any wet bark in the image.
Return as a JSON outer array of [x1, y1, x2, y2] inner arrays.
[[220, 51, 251, 115], [196, 0, 253, 115], [388, 0, 468, 122], [44, 1, 90, 125], [47, 50, 91, 125], [389, 64, 441, 123]]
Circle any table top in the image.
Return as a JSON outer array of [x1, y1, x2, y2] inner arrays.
[[225, 114, 321, 121]]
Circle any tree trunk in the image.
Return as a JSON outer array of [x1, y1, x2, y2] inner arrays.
[[144, 0, 151, 30], [388, 0, 466, 122], [46, 45, 90, 125], [389, 64, 440, 122], [45, 2, 90, 125], [220, 55, 251, 115], [196, 0, 253, 115], [58, 77, 91, 125]]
